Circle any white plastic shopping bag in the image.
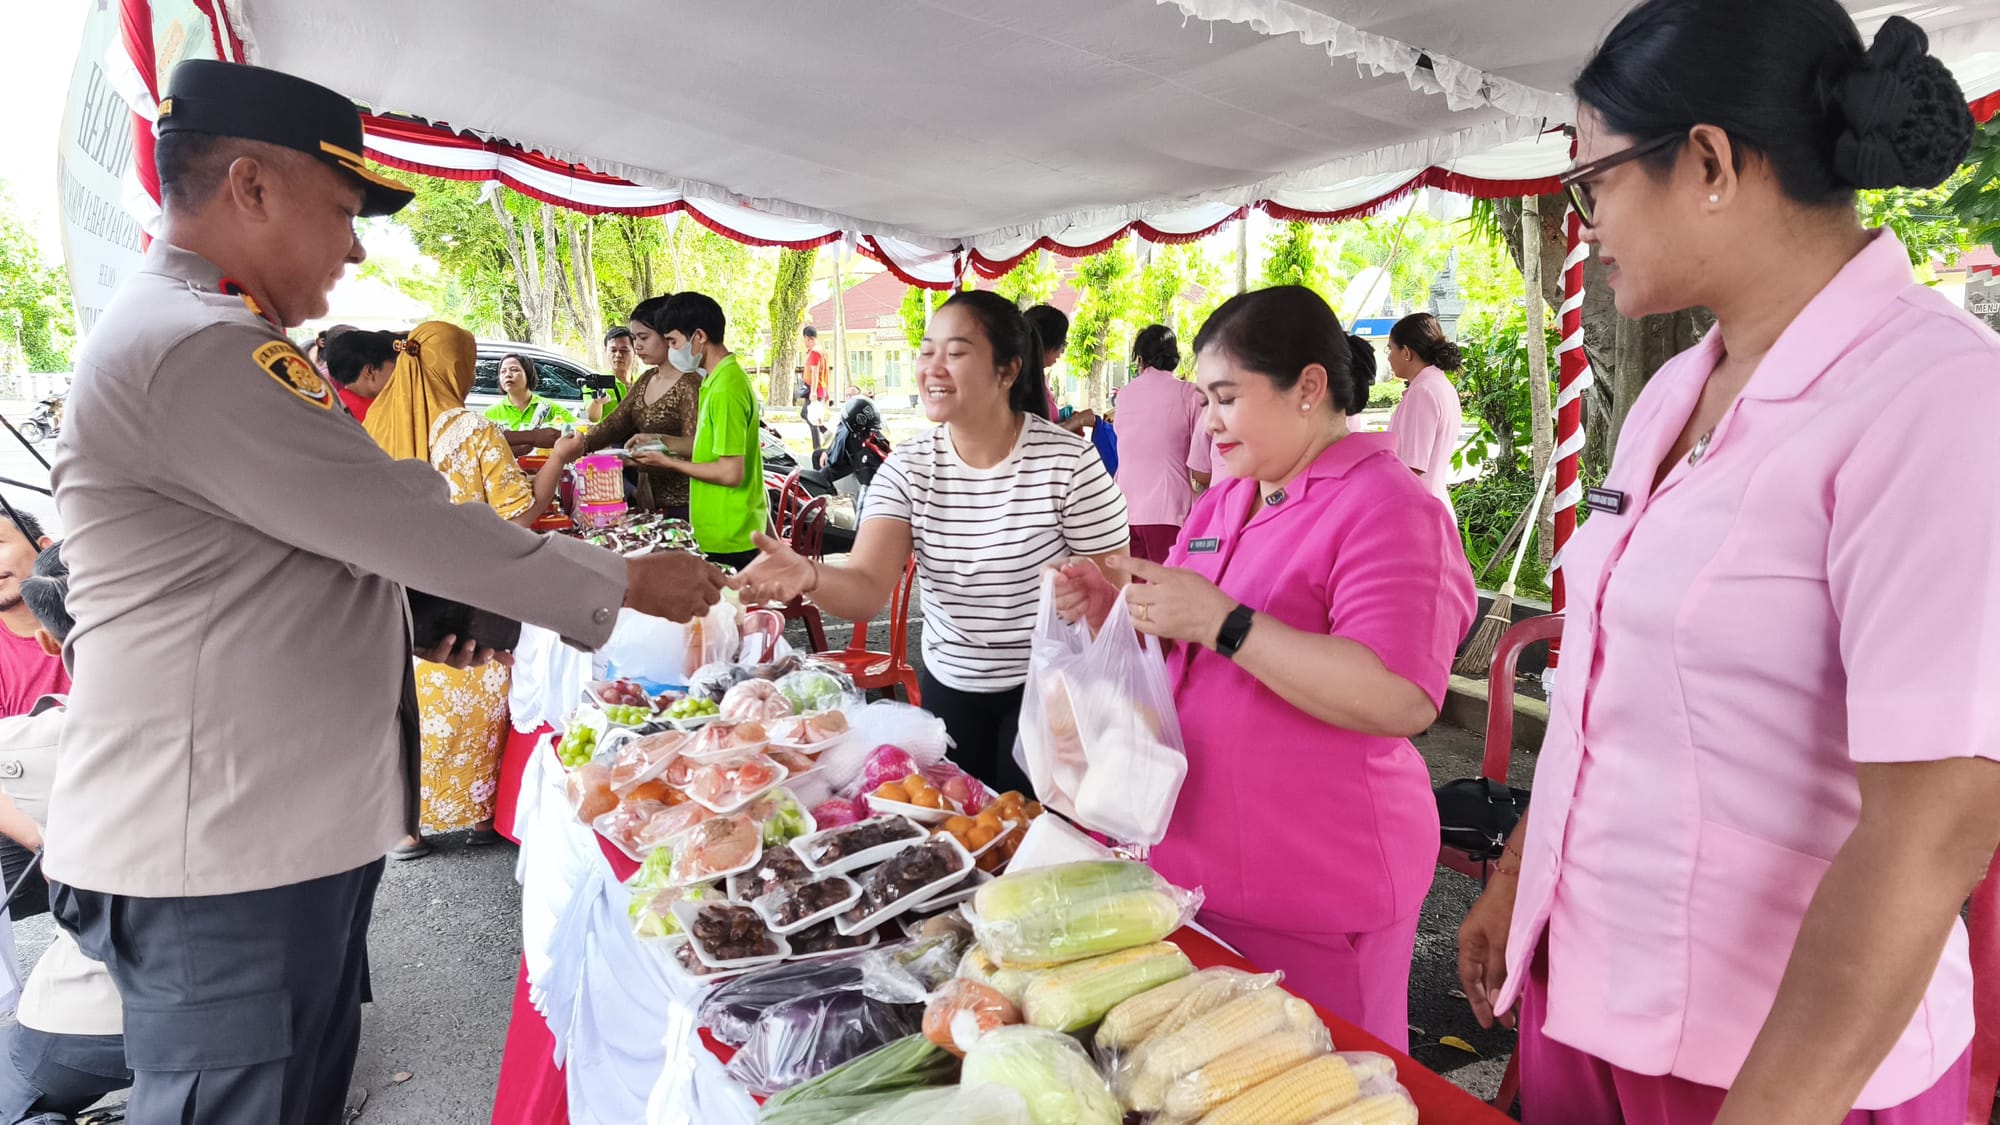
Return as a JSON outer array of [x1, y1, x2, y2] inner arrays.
[[1014, 575, 1188, 845]]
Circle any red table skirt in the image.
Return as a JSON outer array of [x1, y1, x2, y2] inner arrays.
[[488, 726, 1511, 1125]]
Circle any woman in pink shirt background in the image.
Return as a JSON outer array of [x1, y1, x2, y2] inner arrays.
[[0, 512, 66, 719], [1455, 3, 1992, 1123], [1112, 325, 1211, 562], [1385, 312, 1464, 512], [1056, 286, 1475, 1050]]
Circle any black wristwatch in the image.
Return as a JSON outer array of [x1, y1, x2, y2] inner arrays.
[[1214, 604, 1256, 660]]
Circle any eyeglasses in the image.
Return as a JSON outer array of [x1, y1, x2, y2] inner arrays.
[[1560, 134, 1683, 227]]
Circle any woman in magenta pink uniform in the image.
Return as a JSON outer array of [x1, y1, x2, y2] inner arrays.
[[1056, 286, 1475, 1050], [1454, 4, 1996, 1123]]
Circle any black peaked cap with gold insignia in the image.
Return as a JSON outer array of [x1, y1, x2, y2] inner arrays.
[[158, 60, 415, 217]]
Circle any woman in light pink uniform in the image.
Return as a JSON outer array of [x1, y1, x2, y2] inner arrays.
[[1112, 326, 1211, 563], [1455, 4, 1993, 1123], [1384, 312, 1463, 513], [1056, 287, 1476, 1049]]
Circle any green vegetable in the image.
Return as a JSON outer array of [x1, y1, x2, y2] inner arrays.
[[758, 1093, 904, 1125], [761, 791, 813, 846], [629, 847, 679, 891], [763, 1035, 957, 1109], [961, 1026, 1120, 1125], [1018, 942, 1192, 1033], [973, 862, 1185, 968]]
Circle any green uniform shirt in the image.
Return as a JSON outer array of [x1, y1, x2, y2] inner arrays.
[[690, 355, 766, 554], [482, 395, 575, 431]]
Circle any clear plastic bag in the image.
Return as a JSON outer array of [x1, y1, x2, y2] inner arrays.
[[864, 1084, 1032, 1125], [1113, 984, 1321, 1114], [1014, 578, 1188, 845], [1152, 1009, 1333, 1124], [960, 1025, 1121, 1125], [819, 702, 951, 796], [924, 978, 1022, 1057], [723, 986, 923, 1097], [700, 954, 871, 1046], [970, 859, 1202, 969]]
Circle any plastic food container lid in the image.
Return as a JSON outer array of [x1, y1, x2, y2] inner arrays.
[[835, 835, 975, 936], [748, 874, 864, 936], [684, 757, 790, 816], [671, 900, 793, 970], [791, 815, 928, 875], [664, 816, 765, 888], [783, 926, 883, 962], [864, 794, 961, 826]]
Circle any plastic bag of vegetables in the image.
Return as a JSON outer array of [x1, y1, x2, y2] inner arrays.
[[700, 956, 870, 1046], [960, 1026, 1121, 1125], [865, 1084, 1032, 1124], [724, 987, 924, 1096], [971, 860, 1200, 968], [760, 1034, 958, 1111]]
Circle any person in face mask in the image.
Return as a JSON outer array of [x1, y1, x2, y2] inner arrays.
[[584, 295, 701, 517], [626, 291, 767, 567]]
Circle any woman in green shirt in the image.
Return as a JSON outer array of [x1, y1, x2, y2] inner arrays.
[[484, 353, 576, 452]]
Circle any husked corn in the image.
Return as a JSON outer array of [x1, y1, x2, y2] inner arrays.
[[1306, 1092, 1419, 1125], [1147, 970, 1276, 1047], [1195, 1055, 1362, 1125], [1124, 987, 1297, 1112], [1097, 967, 1248, 1051], [1158, 1023, 1329, 1124]]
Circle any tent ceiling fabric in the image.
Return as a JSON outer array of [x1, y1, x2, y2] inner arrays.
[[219, 0, 2000, 283]]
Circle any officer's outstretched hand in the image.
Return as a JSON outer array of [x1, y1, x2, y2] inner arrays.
[[625, 551, 726, 623]]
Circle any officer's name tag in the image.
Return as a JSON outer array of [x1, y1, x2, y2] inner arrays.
[[1188, 538, 1221, 554], [1585, 487, 1629, 515]]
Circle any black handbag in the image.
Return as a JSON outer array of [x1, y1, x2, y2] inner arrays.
[[406, 589, 522, 654], [1436, 777, 1530, 863]]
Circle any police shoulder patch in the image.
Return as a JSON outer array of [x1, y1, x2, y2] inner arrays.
[[253, 340, 335, 410]]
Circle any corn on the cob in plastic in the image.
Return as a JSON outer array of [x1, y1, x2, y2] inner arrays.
[[1020, 942, 1193, 1032], [1304, 1092, 1419, 1125], [1157, 1020, 1331, 1125], [1142, 970, 1279, 1047], [1095, 967, 1251, 1051], [1121, 987, 1312, 1112], [1194, 1054, 1364, 1125]]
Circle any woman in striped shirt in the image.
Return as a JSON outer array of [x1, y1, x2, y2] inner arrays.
[[736, 290, 1129, 793]]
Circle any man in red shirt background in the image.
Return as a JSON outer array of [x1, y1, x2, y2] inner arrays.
[[801, 324, 829, 461], [0, 512, 66, 717]]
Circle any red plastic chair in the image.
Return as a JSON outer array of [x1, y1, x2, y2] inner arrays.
[[782, 496, 831, 652], [818, 557, 921, 705], [767, 469, 813, 538], [1437, 612, 1563, 1113]]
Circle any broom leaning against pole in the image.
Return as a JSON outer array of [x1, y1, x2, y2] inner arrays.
[[1455, 459, 1555, 679]]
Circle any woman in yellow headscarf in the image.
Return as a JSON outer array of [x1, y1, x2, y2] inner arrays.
[[365, 321, 585, 857]]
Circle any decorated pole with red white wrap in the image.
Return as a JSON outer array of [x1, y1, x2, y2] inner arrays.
[[1548, 207, 1589, 666], [118, 0, 161, 244]]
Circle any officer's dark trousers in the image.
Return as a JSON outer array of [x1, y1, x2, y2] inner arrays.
[[49, 861, 384, 1125], [0, 1023, 129, 1123]]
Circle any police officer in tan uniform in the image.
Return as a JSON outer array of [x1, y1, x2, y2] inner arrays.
[[45, 60, 725, 1124]]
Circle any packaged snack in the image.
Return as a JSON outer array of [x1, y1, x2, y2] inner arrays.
[[767, 709, 852, 752], [592, 799, 669, 861], [753, 874, 864, 935], [794, 815, 925, 874], [691, 718, 773, 762], [667, 814, 763, 885], [685, 754, 789, 815], [722, 678, 795, 723], [787, 918, 882, 959], [677, 900, 788, 969], [566, 760, 617, 824], [732, 846, 816, 901], [837, 837, 974, 934], [627, 882, 717, 942], [776, 668, 848, 714], [606, 730, 689, 794], [633, 802, 711, 854], [747, 787, 816, 846]]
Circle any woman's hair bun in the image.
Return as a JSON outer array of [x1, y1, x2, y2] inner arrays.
[[1830, 16, 1974, 190]]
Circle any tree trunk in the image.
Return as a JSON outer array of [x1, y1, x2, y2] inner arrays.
[[831, 245, 849, 395], [490, 192, 557, 345], [766, 248, 817, 407], [1236, 217, 1250, 294], [1497, 196, 1707, 473], [1521, 195, 1555, 565], [553, 211, 603, 350]]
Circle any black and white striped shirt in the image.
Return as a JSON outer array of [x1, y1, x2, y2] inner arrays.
[[865, 414, 1129, 692]]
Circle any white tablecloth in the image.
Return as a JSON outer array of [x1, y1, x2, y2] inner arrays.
[[512, 739, 759, 1125]]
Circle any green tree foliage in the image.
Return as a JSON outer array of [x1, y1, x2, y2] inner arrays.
[[765, 247, 817, 405], [392, 179, 522, 338], [0, 187, 76, 374], [1068, 244, 1137, 406], [992, 251, 1059, 309], [1260, 221, 1326, 293], [1940, 116, 2000, 252], [1133, 244, 1225, 372], [1860, 175, 1973, 276], [899, 285, 933, 350]]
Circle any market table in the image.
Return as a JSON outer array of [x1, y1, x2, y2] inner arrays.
[[487, 732, 1514, 1125]]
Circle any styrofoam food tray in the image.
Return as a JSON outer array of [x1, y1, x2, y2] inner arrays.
[[790, 815, 927, 875], [671, 900, 793, 970], [835, 835, 975, 936]]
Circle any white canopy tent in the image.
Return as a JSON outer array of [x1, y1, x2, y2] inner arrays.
[[172, 0, 2000, 284]]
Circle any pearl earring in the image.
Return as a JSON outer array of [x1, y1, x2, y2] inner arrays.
[[1301, 402, 1311, 413], [1708, 194, 1720, 203]]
